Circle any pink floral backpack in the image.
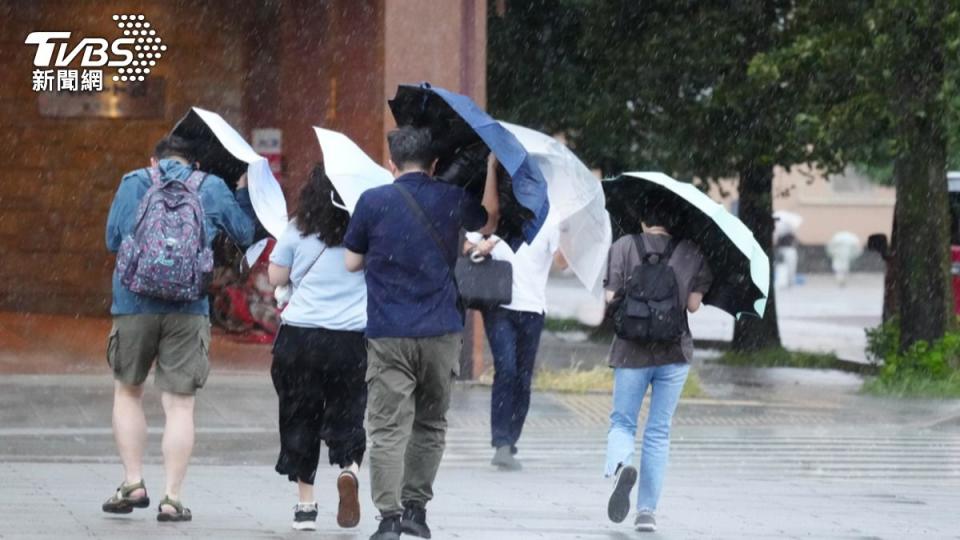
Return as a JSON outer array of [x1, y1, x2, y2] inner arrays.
[[115, 166, 214, 301]]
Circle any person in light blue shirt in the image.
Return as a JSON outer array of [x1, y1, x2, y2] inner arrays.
[[101, 135, 255, 523], [267, 163, 368, 531]]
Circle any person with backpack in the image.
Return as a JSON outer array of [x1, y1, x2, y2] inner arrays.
[[603, 206, 712, 533], [266, 163, 368, 531], [103, 135, 255, 522], [343, 127, 499, 540]]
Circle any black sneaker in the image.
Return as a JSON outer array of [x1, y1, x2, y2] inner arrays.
[[607, 464, 637, 523], [400, 502, 431, 538], [292, 502, 318, 531], [370, 514, 402, 540]]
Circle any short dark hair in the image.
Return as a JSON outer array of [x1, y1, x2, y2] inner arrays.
[[387, 127, 435, 170], [154, 135, 197, 163], [294, 163, 350, 246], [641, 203, 675, 230]]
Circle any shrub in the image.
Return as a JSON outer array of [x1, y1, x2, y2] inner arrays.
[[862, 321, 960, 398]]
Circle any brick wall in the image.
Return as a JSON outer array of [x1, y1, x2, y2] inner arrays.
[[0, 0, 251, 314], [0, 0, 482, 316]]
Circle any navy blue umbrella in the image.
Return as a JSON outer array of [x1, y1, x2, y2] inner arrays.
[[388, 83, 549, 249]]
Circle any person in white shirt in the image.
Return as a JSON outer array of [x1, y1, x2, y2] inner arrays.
[[267, 164, 367, 531], [465, 222, 566, 470]]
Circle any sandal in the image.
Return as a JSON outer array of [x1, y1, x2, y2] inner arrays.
[[156, 496, 192, 522], [102, 480, 150, 514]]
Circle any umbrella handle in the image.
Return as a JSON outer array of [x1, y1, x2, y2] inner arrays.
[[469, 250, 486, 263]]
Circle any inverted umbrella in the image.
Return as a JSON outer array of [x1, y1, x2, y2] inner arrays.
[[313, 127, 393, 214], [773, 210, 803, 240], [388, 83, 549, 250], [501, 122, 612, 295], [171, 107, 288, 239], [603, 172, 769, 318]]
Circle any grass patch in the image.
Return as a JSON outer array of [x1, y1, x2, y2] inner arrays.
[[715, 347, 843, 369], [477, 363, 705, 398], [543, 317, 616, 343], [862, 371, 960, 398]]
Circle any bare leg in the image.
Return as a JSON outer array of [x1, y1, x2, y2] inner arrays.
[[297, 480, 315, 504], [160, 392, 195, 508], [112, 381, 147, 498]]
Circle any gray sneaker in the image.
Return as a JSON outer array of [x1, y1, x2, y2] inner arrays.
[[635, 511, 657, 532], [491, 446, 522, 471]]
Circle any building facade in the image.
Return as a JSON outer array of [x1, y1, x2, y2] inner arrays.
[[0, 0, 486, 315]]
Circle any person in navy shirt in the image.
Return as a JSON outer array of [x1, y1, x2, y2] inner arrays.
[[344, 127, 499, 540]]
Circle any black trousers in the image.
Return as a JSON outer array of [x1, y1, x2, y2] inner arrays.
[[271, 324, 367, 484]]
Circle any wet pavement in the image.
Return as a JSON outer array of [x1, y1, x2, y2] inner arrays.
[[2, 368, 959, 539], [548, 272, 884, 364]]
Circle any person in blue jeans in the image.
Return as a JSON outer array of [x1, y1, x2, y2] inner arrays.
[[465, 222, 564, 470], [602, 208, 712, 533]]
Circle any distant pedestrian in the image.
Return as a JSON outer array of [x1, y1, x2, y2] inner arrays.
[[267, 164, 368, 530], [103, 135, 255, 522], [603, 206, 712, 533], [344, 127, 500, 540], [464, 222, 565, 470], [827, 231, 862, 286]]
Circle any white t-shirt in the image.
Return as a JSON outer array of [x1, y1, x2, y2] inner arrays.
[[270, 220, 367, 331], [466, 223, 560, 314]]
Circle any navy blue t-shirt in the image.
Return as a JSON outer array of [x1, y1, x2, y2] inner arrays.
[[343, 172, 488, 338]]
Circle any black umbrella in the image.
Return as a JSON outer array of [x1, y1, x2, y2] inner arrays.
[[388, 83, 549, 249], [170, 108, 248, 187], [603, 172, 769, 318]]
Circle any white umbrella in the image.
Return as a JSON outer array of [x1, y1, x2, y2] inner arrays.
[[172, 107, 288, 239], [501, 122, 612, 296], [313, 127, 393, 214], [773, 210, 803, 240]]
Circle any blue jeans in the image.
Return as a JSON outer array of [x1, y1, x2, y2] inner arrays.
[[605, 363, 689, 512], [482, 307, 545, 449]]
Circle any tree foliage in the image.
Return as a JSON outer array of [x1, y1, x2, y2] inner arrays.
[[753, 0, 960, 348]]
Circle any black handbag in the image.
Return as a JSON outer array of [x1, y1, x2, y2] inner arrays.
[[455, 252, 513, 309]]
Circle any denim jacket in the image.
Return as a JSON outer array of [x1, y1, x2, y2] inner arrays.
[[105, 158, 255, 315]]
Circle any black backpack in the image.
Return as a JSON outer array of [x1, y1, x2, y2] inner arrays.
[[613, 235, 685, 344]]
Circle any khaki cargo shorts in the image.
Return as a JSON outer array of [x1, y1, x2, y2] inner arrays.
[[107, 314, 211, 395]]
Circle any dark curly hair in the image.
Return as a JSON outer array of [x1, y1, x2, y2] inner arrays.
[[294, 163, 349, 246]]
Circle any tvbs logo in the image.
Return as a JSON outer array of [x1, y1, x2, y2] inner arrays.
[[26, 14, 165, 91]]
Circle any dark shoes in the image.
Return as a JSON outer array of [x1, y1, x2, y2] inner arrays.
[[337, 471, 361, 528], [102, 479, 150, 514], [400, 502, 432, 538], [607, 464, 638, 523], [156, 496, 192, 522], [491, 445, 522, 471], [635, 511, 657, 532], [292, 502, 318, 531], [370, 514, 402, 540]]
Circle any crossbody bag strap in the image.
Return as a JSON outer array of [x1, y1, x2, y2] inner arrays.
[[393, 184, 456, 276], [288, 243, 327, 304]]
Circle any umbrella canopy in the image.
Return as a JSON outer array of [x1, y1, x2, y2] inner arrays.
[[313, 127, 393, 214], [171, 107, 288, 239], [773, 210, 803, 240], [388, 83, 549, 250], [603, 172, 769, 318], [501, 122, 612, 295]]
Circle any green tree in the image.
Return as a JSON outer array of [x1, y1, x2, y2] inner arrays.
[[489, 0, 805, 350], [751, 0, 960, 349]]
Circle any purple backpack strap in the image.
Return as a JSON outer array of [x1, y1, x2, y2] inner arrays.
[[148, 166, 164, 186], [184, 170, 206, 191]]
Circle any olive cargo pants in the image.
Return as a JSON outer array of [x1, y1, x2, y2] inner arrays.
[[366, 333, 462, 516]]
